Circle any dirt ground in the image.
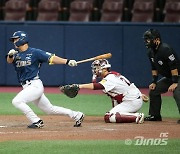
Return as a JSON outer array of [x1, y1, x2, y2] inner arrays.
[[0, 87, 179, 142], [0, 115, 179, 142]]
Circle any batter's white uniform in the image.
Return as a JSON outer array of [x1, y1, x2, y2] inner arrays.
[[99, 72, 143, 115], [10, 47, 82, 124], [12, 79, 82, 123]]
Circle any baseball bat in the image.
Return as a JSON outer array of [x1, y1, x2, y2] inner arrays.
[[77, 53, 112, 64]]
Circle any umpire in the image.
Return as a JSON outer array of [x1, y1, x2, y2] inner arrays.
[[143, 29, 180, 124]]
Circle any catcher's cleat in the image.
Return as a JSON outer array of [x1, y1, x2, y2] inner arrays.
[[74, 113, 85, 127], [27, 120, 44, 129], [136, 113, 144, 124], [144, 115, 162, 121]]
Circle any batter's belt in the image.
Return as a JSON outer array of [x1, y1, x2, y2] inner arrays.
[[20, 77, 39, 86]]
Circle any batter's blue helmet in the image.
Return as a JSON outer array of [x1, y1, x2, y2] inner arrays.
[[10, 31, 29, 47]]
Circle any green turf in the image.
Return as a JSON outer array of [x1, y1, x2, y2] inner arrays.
[[0, 93, 179, 118], [0, 93, 179, 154], [0, 140, 179, 154]]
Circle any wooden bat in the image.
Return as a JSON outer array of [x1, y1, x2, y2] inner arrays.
[[77, 53, 112, 64]]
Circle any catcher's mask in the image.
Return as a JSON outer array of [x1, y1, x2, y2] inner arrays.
[[10, 31, 29, 47], [91, 59, 111, 77], [143, 29, 161, 49]]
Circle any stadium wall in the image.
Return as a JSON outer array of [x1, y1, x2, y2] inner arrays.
[[0, 22, 179, 87]]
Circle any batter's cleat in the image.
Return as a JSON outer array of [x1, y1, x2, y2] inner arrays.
[[74, 113, 85, 127], [136, 113, 144, 124], [144, 115, 162, 121], [27, 120, 44, 129]]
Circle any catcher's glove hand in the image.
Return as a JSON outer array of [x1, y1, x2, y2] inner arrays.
[[60, 84, 80, 98]]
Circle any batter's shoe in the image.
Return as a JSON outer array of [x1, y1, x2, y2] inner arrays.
[[136, 113, 144, 124], [144, 115, 162, 121], [27, 120, 44, 129], [74, 113, 85, 127]]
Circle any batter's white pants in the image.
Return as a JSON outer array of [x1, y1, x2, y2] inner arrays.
[[12, 79, 82, 123]]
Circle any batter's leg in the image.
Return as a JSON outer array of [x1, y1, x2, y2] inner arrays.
[[12, 80, 44, 123], [34, 93, 83, 121]]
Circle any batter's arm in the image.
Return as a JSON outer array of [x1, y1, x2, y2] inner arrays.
[[49, 55, 68, 65], [49, 55, 77, 67], [6, 56, 14, 63], [6, 49, 18, 63]]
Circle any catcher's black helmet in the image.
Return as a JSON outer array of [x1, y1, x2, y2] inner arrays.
[[143, 29, 161, 49]]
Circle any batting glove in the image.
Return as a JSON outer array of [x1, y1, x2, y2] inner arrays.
[[8, 49, 18, 56], [68, 60, 77, 67]]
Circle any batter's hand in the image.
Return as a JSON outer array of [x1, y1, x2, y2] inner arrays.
[[68, 60, 77, 67], [8, 49, 18, 56], [168, 83, 178, 92], [149, 83, 156, 90]]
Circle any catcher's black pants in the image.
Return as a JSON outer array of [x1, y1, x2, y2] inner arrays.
[[149, 77, 180, 117]]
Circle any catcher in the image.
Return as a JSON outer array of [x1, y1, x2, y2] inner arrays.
[[60, 59, 149, 124]]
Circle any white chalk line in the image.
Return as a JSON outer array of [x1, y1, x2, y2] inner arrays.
[[0, 126, 7, 128], [0, 126, 116, 135]]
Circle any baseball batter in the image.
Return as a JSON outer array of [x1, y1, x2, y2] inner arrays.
[[6, 31, 84, 128], [77, 59, 145, 124]]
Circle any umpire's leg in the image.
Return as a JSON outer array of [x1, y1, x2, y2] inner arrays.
[[173, 77, 180, 114], [148, 77, 172, 120]]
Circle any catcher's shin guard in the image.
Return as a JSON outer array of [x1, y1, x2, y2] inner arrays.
[[104, 112, 137, 123], [104, 112, 111, 123]]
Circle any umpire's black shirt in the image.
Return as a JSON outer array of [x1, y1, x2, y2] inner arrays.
[[147, 43, 180, 78]]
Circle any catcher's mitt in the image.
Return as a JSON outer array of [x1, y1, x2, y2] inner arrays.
[[60, 84, 80, 98]]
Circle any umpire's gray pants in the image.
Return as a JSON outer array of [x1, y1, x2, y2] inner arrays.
[[149, 77, 180, 117]]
